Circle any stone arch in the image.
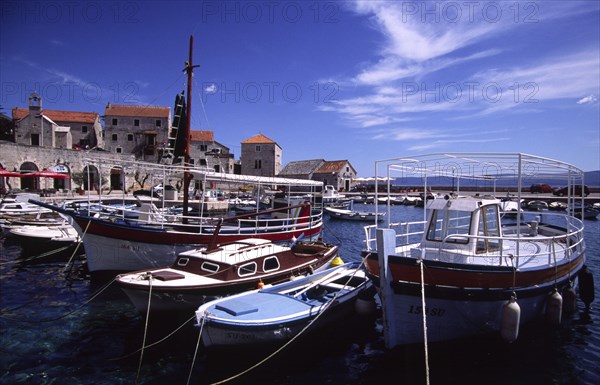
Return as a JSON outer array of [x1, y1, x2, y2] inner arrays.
[[83, 165, 100, 192], [19, 161, 40, 190]]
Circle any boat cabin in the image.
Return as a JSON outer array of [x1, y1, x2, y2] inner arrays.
[[418, 197, 503, 262]]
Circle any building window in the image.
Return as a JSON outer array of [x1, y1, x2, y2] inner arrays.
[[31, 134, 40, 146], [82, 126, 88, 133], [116, 147, 122, 154], [155, 119, 162, 127], [134, 119, 140, 127], [127, 134, 134, 141], [112, 134, 118, 141], [255, 145, 261, 152], [200, 144, 207, 151], [200, 159, 207, 166], [254, 159, 262, 169], [214, 165, 220, 172], [112, 118, 118, 125]]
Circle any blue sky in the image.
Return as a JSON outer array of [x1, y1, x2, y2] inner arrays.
[[1, 1, 599, 176]]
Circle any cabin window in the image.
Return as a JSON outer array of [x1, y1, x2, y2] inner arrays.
[[177, 257, 189, 267], [477, 205, 501, 253], [426, 209, 471, 244], [201, 262, 219, 273], [263, 256, 280, 272], [238, 262, 257, 277]]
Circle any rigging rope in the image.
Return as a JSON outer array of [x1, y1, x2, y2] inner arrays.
[[419, 258, 431, 385], [135, 274, 153, 385]]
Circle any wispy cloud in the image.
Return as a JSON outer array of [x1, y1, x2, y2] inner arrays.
[[577, 95, 598, 105]]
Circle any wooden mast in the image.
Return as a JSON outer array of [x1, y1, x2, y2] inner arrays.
[[183, 35, 199, 222]]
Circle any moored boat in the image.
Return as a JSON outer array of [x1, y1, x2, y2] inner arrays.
[[194, 262, 373, 349], [324, 206, 384, 222], [362, 153, 589, 347], [116, 238, 340, 313]]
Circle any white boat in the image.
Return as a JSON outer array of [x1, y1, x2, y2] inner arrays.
[[525, 200, 548, 211], [363, 153, 589, 347], [320, 185, 348, 206], [325, 206, 384, 222], [116, 238, 339, 313], [195, 262, 373, 348], [8, 224, 81, 255]]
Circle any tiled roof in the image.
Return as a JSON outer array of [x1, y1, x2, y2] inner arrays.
[[12, 108, 99, 124], [190, 130, 214, 142], [241, 133, 277, 144], [280, 159, 325, 176], [315, 160, 350, 173], [104, 104, 170, 118]]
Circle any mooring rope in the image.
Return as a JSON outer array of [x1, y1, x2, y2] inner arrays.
[[63, 218, 92, 274], [419, 258, 430, 385], [135, 274, 153, 384], [186, 315, 205, 385], [0, 277, 116, 322]]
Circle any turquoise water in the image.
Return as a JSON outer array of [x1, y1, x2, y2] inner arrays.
[[1, 204, 599, 385]]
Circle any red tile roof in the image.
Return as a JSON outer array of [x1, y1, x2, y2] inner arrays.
[[315, 160, 349, 173], [190, 130, 214, 142], [241, 133, 277, 144], [12, 108, 99, 124], [104, 104, 170, 118]]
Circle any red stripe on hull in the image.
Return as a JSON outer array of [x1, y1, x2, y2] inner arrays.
[[75, 217, 322, 245]]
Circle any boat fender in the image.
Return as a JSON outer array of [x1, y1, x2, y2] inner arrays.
[[330, 255, 344, 267], [257, 279, 264, 289], [500, 296, 520, 343], [579, 265, 595, 310], [562, 285, 577, 314], [545, 289, 563, 325]]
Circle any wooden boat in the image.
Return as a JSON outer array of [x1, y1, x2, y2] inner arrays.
[[194, 262, 373, 348], [325, 206, 384, 222], [115, 238, 339, 313], [362, 153, 589, 347]]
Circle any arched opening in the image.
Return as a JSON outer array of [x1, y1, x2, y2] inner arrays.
[[19, 162, 39, 191], [83, 165, 100, 192]]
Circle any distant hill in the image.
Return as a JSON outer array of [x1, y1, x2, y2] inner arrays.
[[381, 170, 600, 188]]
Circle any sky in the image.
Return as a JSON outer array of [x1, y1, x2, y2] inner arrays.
[[1, 1, 599, 176]]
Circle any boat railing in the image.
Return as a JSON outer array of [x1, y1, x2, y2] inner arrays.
[[363, 211, 585, 269], [84, 201, 323, 236]]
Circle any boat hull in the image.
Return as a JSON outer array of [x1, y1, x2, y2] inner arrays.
[[365, 252, 585, 344], [67, 213, 322, 273]]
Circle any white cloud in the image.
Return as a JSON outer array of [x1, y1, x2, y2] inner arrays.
[[577, 95, 598, 105]]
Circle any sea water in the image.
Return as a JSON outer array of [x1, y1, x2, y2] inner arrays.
[[1, 204, 599, 385]]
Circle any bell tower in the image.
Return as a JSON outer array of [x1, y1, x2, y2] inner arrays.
[[28, 92, 42, 112]]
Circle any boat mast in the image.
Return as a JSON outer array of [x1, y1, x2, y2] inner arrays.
[[183, 35, 199, 222]]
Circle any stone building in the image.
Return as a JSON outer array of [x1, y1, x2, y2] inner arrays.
[[280, 159, 356, 192], [103, 103, 171, 162], [189, 130, 235, 173], [12, 92, 103, 150], [240, 133, 282, 177], [0, 141, 134, 194], [312, 160, 356, 192]]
